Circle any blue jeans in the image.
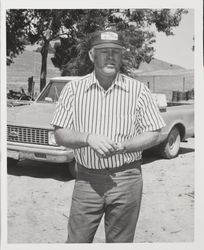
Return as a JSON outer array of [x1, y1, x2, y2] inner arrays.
[[66, 161, 143, 243]]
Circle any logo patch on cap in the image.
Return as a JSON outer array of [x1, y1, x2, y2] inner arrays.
[[101, 32, 118, 41]]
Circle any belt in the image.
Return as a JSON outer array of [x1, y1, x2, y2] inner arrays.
[[77, 160, 141, 175]]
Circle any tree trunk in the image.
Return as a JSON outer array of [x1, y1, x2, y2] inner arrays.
[[40, 40, 49, 92]]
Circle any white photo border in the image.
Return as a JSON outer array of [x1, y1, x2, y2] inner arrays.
[[1, 0, 203, 250]]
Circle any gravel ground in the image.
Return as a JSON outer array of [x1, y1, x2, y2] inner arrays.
[[7, 138, 194, 243]]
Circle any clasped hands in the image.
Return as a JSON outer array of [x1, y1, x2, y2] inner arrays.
[[86, 133, 126, 158]]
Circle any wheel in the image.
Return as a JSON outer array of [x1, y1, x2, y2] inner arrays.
[[159, 127, 181, 159], [7, 158, 19, 166]]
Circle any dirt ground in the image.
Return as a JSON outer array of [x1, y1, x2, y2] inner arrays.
[[7, 138, 194, 243]]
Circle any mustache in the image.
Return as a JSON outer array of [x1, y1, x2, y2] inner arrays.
[[105, 62, 116, 65]]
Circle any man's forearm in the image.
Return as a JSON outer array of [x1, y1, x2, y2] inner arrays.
[[121, 130, 161, 153], [54, 126, 161, 156], [54, 127, 88, 149], [54, 127, 117, 158]]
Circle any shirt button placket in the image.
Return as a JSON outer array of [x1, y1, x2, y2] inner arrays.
[[101, 91, 108, 169], [100, 91, 106, 133]]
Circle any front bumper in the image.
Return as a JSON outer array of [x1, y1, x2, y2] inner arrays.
[[7, 142, 74, 163]]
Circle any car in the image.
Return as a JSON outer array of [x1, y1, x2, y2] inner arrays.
[[7, 77, 81, 166], [7, 76, 194, 168], [151, 93, 194, 159]]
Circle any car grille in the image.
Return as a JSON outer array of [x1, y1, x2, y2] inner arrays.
[[7, 125, 49, 145]]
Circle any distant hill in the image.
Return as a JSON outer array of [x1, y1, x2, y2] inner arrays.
[[26, 45, 192, 74], [138, 58, 184, 72], [7, 49, 194, 99], [134, 58, 194, 76], [131, 58, 194, 101]]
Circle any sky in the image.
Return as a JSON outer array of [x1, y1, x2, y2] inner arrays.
[[153, 9, 194, 69]]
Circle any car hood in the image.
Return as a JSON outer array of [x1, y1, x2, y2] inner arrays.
[[7, 102, 57, 129]]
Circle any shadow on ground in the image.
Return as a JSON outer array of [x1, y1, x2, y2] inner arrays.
[[142, 146, 194, 165], [7, 160, 75, 181], [7, 146, 194, 180]]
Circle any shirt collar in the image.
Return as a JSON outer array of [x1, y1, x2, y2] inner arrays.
[[85, 71, 129, 92]]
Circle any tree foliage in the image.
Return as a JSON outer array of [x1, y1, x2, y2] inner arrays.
[[24, 9, 87, 90], [6, 9, 188, 90], [51, 9, 188, 77], [6, 9, 31, 65], [7, 9, 86, 90]]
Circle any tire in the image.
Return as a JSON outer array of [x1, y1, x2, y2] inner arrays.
[[7, 158, 19, 166], [159, 127, 181, 159]]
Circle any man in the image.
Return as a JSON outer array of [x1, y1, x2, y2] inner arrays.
[[51, 30, 166, 243]]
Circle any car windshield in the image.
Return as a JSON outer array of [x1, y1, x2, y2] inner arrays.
[[36, 81, 68, 103]]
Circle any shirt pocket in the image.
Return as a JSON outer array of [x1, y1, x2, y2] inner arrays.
[[114, 114, 135, 139]]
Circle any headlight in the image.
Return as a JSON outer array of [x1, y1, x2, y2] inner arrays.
[[48, 131, 57, 146]]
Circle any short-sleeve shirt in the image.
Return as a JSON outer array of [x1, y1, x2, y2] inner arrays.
[[51, 71, 166, 169]]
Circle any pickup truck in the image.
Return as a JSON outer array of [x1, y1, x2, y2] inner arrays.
[[7, 76, 194, 166]]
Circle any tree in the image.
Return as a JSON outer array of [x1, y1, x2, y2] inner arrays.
[[51, 9, 188, 77], [26, 10, 90, 91], [6, 9, 31, 65], [6, 9, 187, 91], [52, 9, 112, 76], [6, 9, 85, 91]]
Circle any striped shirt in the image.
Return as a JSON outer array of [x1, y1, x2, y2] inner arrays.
[[51, 71, 166, 169]]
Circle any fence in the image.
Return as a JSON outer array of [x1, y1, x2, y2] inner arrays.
[[135, 73, 194, 101]]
